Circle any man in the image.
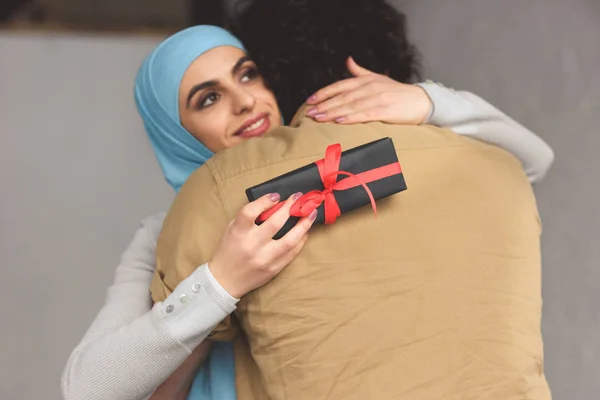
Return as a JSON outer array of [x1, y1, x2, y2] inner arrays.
[[229, 0, 421, 123], [152, 1, 551, 398]]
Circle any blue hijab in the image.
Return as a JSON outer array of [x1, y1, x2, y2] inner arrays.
[[135, 25, 244, 192], [134, 25, 240, 399]]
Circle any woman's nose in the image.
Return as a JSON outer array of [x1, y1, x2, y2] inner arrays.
[[233, 88, 257, 114]]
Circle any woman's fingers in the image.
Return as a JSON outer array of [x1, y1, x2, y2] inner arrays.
[[333, 106, 389, 125], [307, 75, 374, 106], [270, 211, 317, 254], [312, 94, 384, 123], [235, 192, 282, 229], [307, 82, 377, 120], [269, 234, 310, 274], [309, 81, 432, 126], [258, 192, 303, 239]]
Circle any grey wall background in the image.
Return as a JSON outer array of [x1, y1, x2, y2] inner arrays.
[[0, 0, 598, 398], [0, 33, 173, 399]]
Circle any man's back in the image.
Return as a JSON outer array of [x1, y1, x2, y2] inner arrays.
[[153, 114, 549, 399]]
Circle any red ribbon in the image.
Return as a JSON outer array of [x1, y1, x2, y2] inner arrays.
[[257, 143, 402, 224]]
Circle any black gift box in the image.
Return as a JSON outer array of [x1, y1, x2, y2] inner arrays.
[[245, 138, 407, 239]]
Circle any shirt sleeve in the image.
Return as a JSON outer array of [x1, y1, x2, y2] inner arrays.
[[416, 81, 555, 183]]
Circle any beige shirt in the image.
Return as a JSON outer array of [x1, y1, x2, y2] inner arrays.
[[153, 113, 550, 399]]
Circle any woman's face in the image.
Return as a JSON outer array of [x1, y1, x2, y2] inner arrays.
[[178, 46, 281, 153]]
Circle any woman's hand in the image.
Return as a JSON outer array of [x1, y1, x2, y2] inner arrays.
[[306, 56, 432, 125], [209, 192, 316, 298]]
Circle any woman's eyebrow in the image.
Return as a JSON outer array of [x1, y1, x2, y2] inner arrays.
[[232, 55, 252, 74], [186, 80, 217, 108]]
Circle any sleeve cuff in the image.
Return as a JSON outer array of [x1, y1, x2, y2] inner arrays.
[[415, 82, 435, 124], [159, 264, 238, 349], [415, 81, 475, 130]]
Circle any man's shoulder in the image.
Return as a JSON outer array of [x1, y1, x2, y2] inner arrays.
[[204, 117, 476, 184]]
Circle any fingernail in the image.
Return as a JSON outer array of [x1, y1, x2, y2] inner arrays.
[[309, 210, 318, 221], [335, 116, 346, 123], [269, 193, 281, 202], [307, 95, 317, 104], [292, 192, 303, 201], [306, 107, 318, 117], [314, 113, 327, 119]]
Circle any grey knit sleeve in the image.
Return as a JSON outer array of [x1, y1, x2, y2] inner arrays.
[[61, 214, 236, 400], [416, 81, 555, 183]]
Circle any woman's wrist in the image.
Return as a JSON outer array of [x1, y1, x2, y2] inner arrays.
[[206, 262, 241, 301]]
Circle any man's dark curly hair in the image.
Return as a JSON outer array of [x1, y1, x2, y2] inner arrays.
[[229, 0, 422, 122]]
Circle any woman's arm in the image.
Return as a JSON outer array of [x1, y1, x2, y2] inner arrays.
[[416, 81, 555, 183], [61, 214, 238, 400], [62, 191, 316, 400], [307, 57, 555, 183]]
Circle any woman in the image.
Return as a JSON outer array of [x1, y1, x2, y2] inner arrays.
[[61, 25, 553, 400], [62, 25, 303, 400]]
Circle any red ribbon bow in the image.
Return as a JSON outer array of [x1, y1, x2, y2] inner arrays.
[[257, 143, 402, 224]]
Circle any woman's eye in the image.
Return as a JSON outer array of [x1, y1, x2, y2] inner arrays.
[[240, 68, 259, 83], [199, 92, 220, 108]]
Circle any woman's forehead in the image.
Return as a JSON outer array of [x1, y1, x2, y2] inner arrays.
[[185, 46, 248, 81]]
